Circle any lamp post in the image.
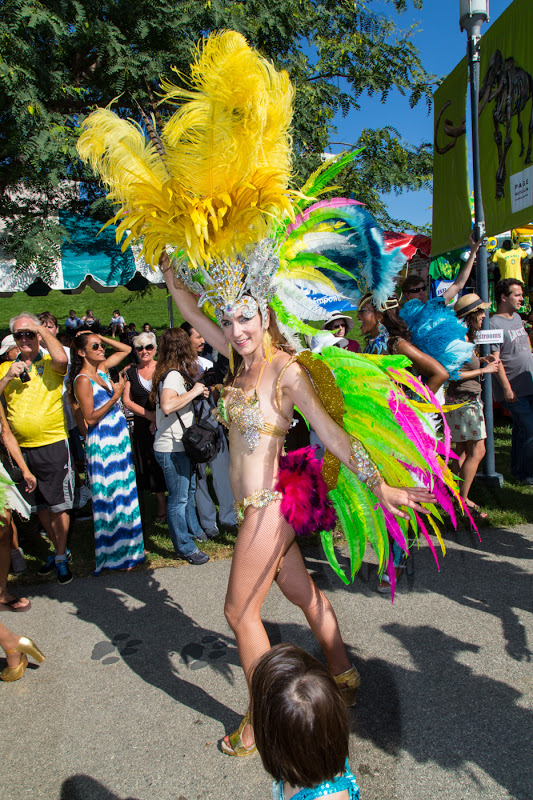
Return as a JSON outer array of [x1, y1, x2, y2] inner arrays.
[[459, 1, 502, 488]]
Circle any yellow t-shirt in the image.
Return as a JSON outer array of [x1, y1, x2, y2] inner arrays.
[[491, 248, 528, 282], [0, 353, 67, 447]]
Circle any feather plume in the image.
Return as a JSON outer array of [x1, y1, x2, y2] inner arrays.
[[399, 298, 475, 380], [277, 203, 405, 309], [297, 150, 363, 207], [77, 31, 295, 268]]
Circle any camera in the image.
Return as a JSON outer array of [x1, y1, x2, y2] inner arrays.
[[19, 368, 30, 383], [198, 368, 218, 388]]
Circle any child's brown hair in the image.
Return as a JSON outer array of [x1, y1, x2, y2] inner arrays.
[[251, 643, 349, 789]]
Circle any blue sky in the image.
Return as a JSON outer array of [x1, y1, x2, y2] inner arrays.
[[332, 0, 512, 230]]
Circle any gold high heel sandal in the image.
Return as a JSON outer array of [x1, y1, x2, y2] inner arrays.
[[1, 637, 45, 682], [220, 712, 257, 757], [333, 665, 361, 707]]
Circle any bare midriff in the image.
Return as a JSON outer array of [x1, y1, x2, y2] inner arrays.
[[225, 353, 293, 504]]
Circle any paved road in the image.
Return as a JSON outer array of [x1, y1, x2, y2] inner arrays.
[[2, 523, 532, 800]]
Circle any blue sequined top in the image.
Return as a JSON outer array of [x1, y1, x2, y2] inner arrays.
[[272, 761, 360, 799], [363, 322, 389, 355]]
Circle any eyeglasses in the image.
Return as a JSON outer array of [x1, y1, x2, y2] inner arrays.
[[135, 344, 155, 352], [90, 342, 104, 351], [406, 286, 426, 294], [13, 330, 36, 340]]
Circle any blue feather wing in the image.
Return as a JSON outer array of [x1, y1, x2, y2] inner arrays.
[[399, 298, 474, 379]]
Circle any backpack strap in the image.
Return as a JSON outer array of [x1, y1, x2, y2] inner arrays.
[[156, 369, 194, 431]]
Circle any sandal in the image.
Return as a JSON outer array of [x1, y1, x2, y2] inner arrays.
[[155, 514, 167, 524], [0, 595, 31, 612], [1, 636, 45, 682], [220, 712, 257, 757], [333, 665, 361, 707], [377, 565, 404, 594], [464, 502, 488, 520]]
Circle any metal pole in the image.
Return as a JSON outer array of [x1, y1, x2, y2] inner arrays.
[[465, 22, 503, 487], [167, 292, 174, 328]]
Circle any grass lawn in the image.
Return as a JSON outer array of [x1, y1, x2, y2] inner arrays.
[[0, 284, 182, 340]]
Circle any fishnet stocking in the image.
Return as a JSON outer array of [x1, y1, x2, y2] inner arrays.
[[224, 499, 350, 689]]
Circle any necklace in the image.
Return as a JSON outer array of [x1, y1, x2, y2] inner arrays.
[[234, 358, 267, 394]]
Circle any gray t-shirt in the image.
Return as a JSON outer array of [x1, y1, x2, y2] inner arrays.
[[490, 313, 533, 401]]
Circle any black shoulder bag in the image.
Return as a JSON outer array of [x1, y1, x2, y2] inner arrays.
[[157, 370, 221, 464], [0, 440, 23, 483]]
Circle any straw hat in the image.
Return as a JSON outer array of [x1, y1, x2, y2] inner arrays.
[[454, 293, 490, 319], [321, 313, 354, 333]]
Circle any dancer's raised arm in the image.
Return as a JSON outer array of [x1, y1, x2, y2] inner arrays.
[[280, 360, 436, 519], [159, 252, 227, 353]]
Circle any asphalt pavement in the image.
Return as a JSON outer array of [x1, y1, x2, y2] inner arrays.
[[2, 523, 532, 800]]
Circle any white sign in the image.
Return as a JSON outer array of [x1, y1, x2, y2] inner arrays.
[[473, 329, 503, 344], [510, 165, 533, 214]]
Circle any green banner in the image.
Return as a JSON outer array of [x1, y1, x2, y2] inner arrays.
[[479, 0, 533, 236], [431, 57, 472, 256]]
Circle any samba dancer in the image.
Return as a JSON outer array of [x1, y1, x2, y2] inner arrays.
[[77, 30, 467, 757], [160, 250, 436, 755]]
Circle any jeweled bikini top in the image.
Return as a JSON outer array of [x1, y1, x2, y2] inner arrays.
[[217, 360, 289, 451]]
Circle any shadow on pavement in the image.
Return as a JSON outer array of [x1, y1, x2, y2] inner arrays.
[[31, 569, 244, 735], [379, 623, 532, 800], [61, 774, 141, 800], [25, 520, 533, 800], [301, 525, 533, 799], [436, 525, 533, 662], [310, 522, 533, 663]]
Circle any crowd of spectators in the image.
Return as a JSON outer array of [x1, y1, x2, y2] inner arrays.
[[2, 270, 533, 591], [0, 306, 240, 587]]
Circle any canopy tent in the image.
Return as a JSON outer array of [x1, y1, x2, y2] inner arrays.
[[382, 231, 432, 259], [0, 211, 164, 297]]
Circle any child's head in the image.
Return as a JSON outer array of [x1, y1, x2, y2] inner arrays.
[[251, 644, 349, 788]]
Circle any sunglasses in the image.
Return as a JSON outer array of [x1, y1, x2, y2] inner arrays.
[[406, 286, 426, 294], [89, 342, 104, 351], [135, 344, 155, 352], [14, 330, 36, 340]]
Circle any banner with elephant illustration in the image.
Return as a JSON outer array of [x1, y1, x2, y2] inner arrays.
[[432, 57, 471, 256], [479, 0, 533, 236], [433, 0, 533, 254]]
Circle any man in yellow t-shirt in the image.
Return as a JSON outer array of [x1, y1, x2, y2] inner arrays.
[[491, 240, 529, 282], [0, 313, 74, 586]]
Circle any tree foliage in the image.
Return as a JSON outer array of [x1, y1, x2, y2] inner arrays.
[[0, 0, 435, 276]]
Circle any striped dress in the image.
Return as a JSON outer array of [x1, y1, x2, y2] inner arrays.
[[79, 371, 145, 574]]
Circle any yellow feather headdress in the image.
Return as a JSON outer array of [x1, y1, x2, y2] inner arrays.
[[77, 30, 379, 335], [77, 30, 296, 271]]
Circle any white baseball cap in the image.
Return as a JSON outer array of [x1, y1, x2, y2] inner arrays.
[[0, 334, 17, 356]]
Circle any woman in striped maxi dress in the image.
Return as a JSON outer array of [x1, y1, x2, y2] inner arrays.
[[68, 332, 145, 574]]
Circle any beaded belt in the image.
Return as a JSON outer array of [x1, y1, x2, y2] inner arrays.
[[234, 489, 283, 523]]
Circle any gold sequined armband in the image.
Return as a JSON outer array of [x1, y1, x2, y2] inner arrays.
[[350, 438, 383, 493]]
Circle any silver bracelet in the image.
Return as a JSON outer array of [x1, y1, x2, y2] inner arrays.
[[349, 438, 383, 492]]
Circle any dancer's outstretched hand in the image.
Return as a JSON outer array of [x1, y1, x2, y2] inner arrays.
[[373, 483, 435, 520]]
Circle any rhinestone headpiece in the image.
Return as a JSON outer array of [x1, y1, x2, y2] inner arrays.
[[175, 239, 280, 329]]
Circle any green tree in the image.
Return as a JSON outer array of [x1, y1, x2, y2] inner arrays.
[[0, 0, 434, 277]]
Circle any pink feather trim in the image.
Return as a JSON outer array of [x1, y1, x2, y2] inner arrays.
[[286, 198, 364, 235], [276, 446, 337, 536]]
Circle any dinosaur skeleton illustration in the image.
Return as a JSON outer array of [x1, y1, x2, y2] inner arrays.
[[435, 50, 533, 199]]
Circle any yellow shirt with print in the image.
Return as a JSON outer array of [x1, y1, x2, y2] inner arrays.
[[491, 248, 528, 282], [0, 353, 67, 447]]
